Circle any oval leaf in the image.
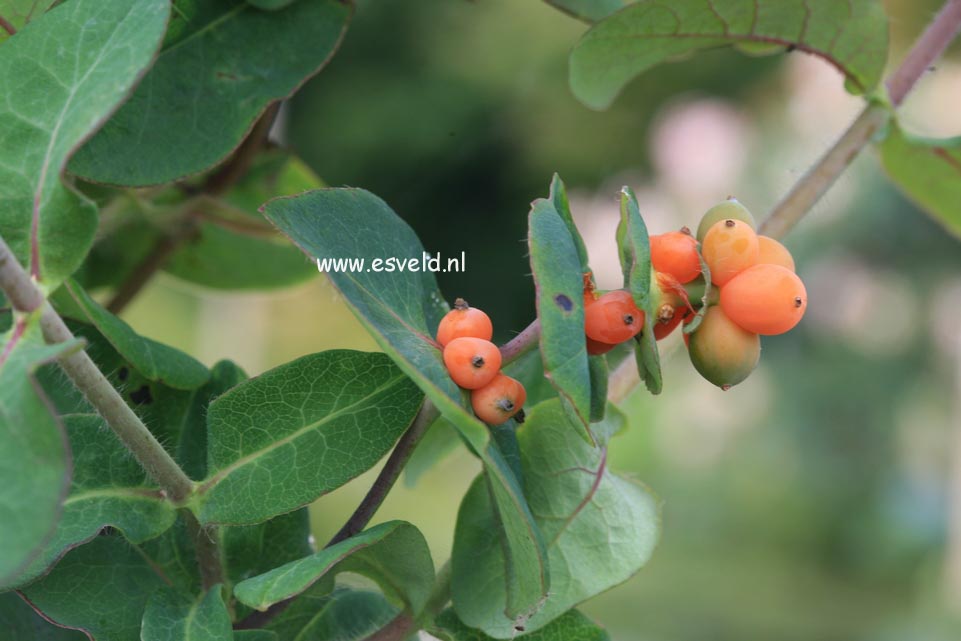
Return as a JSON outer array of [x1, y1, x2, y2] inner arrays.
[[234, 520, 434, 615], [570, 0, 889, 110], [198, 350, 422, 525], [69, 0, 351, 186], [0, 0, 169, 290], [0, 314, 78, 586], [529, 197, 592, 442], [452, 400, 660, 637], [880, 121, 961, 239], [617, 187, 661, 394]]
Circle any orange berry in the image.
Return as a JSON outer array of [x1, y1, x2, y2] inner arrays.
[[584, 290, 645, 344], [757, 235, 795, 272], [701, 219, 759, 286], [586, 336, 617, 355], [720, 264, 807, 336], [436, 298, 493, 347], [443, 337, 502, 390], [696, 198, 756, 242], [650, 231, 701, 284], [471, 374, 526, 425], [687, 306, 760, 390]]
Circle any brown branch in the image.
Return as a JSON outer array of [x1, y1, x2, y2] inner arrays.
[[760, 0, 961, 239], [328, 399, 439, 546], [499, 319, 541, 365], [0, 15, 16, 36]]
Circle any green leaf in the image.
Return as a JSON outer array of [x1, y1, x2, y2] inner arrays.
[[0, 314, 79, 586], [7, 414, 177, 590], [267, 586, 400, 641], [235, 632, 279, 641], [142, 586, 233, 641], [0, 592, 86, 641], [198, 350, 422, 525], [682, 249, 712, 335], [569, 0, 889, 110], [21, 534, 169, 641], [69, 0, 351, 186], [0, 0, 169, 290], [529, 196, 592, 443], [0, 1, 58, 43], [433, 607, 611, 641], [164, 154, 324, 290], [452, 400, 659, 637], [616, 187, 661, 395], [224, 507, 313, 588], [234, 520, 434, 615], [263, 188, 551, 617], [57, 280, 209, 390], [879, 121, 961, 239], [544, 0, 631, 23], [588, 355, 609, 422], [548, 174, 591, 273]]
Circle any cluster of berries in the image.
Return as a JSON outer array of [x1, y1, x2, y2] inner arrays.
[[437, 299, 526, 425], [660, 199, 807, 389], [579, 199, 807, 391]]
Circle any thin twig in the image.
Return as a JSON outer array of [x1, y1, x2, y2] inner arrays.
[[760, 0, 961, 239], [184, 512, 227, 591], [327, 399, 439, 546], [0, 15, 16, 36], [499, 319, 541, 365]]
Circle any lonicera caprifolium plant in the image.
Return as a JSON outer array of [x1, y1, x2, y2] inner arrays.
[[0, 0, 959, 639]]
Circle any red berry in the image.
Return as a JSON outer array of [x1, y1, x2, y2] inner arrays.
[[584, 290, 645, 344]]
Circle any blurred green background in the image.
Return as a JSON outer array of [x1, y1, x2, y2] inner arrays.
[[117, 0, 961, 638]]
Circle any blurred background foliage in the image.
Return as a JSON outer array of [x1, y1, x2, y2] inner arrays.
[[113, 0, 961, 638]]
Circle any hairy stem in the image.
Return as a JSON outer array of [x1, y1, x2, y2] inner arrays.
[[499, 319, 541, 365], [0, 236, 229, 598], [0, 236, 194, 501], [184, 512, 228, 592], [760, 0, 961, 239], [105, 104, 281, 314]]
